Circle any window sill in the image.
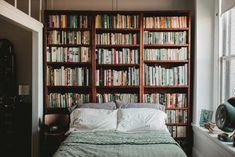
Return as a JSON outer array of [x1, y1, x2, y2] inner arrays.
[[192, 123, 235, 157]]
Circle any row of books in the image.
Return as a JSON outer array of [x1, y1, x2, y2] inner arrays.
[[167, 126, 187, 138], [47, 30, 90, 45], [144, 64, 187, 86], [96, 48, 139, 64], [48, 15, 89, 28], [96, 93, 138, 103], [144, 16, 187, 28], [47, 47, 90, 62], [96, 33, 139, 45], [144, 93, 187, 108], [166, 110, 187, 124], [47, 66, 89, 86], [95, 14, 139, 28], [96, 68, 139, 86], [144, 48, 187, 61], [144, 31, 187, 44], [48, 93, 90, 108]]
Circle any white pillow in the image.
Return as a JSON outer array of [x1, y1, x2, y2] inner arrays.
[[117, 108, 168, 132], [70, 108, 117, 131]]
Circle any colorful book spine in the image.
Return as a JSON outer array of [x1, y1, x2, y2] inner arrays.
[[144, 31, 187, 44], [144, 93, 187, 108], [96, 33, 139, 45], [166, 110, 187, 124], [96, 93, 138, 103], [47, 46, 90, 62], [95, 14, 139, 28], [96, 48, 139, 64], [47, 31, 90, 45], [144, 16, 187, 28], [47, 66, 89, 86], [96, 67, 139, 86], [144, 48, 187, 61], [48, 93, 90, 108], [144, 64, 187, 86], [48, 15, 89, 28]]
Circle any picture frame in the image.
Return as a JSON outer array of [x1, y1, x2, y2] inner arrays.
[[199, 109, 213, 127]]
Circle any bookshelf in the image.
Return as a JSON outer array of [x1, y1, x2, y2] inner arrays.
[[44, 10, 192, 155]]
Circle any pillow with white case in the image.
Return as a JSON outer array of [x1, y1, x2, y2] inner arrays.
[[70, 108, 117, 131], [117, 108, 168, 132]]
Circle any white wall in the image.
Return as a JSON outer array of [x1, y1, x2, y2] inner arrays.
[[46, 0, 191, 10], [193, 0, 215, 125], [193, 0, 218, 157]]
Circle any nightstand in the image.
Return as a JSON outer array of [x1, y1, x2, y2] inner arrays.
[[41, 114, 69, 157]]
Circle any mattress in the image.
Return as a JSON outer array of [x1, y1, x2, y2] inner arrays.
[[53, 130, 187, 157]]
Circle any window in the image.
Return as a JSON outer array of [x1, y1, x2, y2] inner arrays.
[[221, 7, 235, 101]]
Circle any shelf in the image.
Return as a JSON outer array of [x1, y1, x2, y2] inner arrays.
[[47, 62, 91, 66], [144, 60, 188, 64], [44, 11, 192, 142], [96, 64, 139, 68], [96, 28, 140, 32], [47, 86, 91, 90], [47, 44, 90, 47], [144, 28, 189, 31], [144, 44, 189, 48], [96, 86, 139, 89], [144, 86, 189, 89], [96, 44, 140, 48], [47, 28, 90, 31]]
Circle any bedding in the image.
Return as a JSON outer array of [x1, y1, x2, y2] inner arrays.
[[117, 108, 168, 132], [69, 108, 117, 131], [77, 102, 116, 110], [53, 130, 187, 157], [115, 101, 165, 111]]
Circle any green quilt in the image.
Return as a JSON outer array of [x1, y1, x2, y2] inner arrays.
[[53, 130, 187, 157]]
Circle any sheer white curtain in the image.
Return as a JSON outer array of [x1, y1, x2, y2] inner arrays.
[[221, 0, 235, 13]]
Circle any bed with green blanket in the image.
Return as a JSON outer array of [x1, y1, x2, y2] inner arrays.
[[53, 130, 187, 157]]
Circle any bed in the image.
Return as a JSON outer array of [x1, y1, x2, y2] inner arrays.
[[52, 102, 187, 157]]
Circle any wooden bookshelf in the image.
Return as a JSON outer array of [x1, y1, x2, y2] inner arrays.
[[44, 10, 192, 155]]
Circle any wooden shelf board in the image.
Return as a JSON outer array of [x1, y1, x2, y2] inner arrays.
[[47, 28, 90, 31], [144, 60, 189, 64], [47, 62, 91, 66], [96, 64, 139, 67], [96, 28, 140, 32], [96, 86, 140, 89], [144, 44, 188, 48], [144, 28, 189, 31], [96, 44, 140, 48], [47, 44, 91, 47], [47, 86, 91, 90], [144, 86, 189, 89]]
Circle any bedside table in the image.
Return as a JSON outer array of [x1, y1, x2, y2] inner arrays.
[[42, 130, 66, 157], [41, 114, 69, 157]]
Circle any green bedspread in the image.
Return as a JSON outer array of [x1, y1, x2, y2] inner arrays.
[[53, 130, 187, 157]]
